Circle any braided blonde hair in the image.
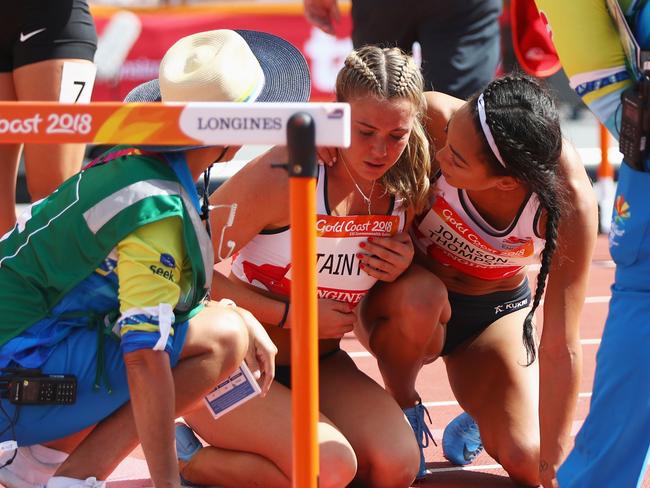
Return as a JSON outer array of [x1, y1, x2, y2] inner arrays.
[[336, 46, 431, 213]]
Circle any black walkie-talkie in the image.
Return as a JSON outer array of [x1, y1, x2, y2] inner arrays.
[[620, 78, 650, 171], [5, 370, 77, 405]]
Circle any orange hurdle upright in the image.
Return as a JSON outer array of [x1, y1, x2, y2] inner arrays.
[[287, 113, 320, 488], [598, 122, 613, 179], [594, 121, 616, 233]]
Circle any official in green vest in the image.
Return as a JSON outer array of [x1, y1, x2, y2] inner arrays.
[[0, 29, 310, 488]]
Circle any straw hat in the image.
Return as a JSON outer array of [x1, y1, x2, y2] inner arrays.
[[124, 29, 311, 151]]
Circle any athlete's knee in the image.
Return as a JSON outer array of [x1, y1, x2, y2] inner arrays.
[[401, 271, 447, 316], [26, 168, 78, 200], [26, 179, 58, 202], [356, 439, 419, 488], [497, 443, 540, 487], [319, 440, 357, 488], [397, 273, 448, 341], [194, 304, 249, 370]]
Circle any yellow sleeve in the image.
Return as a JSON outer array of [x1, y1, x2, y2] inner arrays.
[[115, 217, 185, 344], [535, 0, 632, 133], [536, 0, 627, 78]]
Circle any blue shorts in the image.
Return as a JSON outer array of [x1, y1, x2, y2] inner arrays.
[[0, 322, 188, 446], [558, 163, 650, 487]]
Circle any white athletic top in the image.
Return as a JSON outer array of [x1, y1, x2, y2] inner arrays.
[[231, 165, 406, 305], [412, 173, 545, 280]]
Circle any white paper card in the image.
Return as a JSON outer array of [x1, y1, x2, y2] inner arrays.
[[203, 362, 262, 419], [0, 440, 17, 452], [59, 62, 97, 103]]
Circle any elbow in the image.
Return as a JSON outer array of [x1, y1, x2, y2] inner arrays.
[[124, 348, 170, 377], [539, 342, 582, 362]]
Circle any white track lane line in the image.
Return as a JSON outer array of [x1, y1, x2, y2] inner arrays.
[[428, 463, 503, 473], [584, 296, 611, 303]]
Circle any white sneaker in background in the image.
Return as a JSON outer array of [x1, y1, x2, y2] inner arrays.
[[45, 476, 105, 488], [0, 445, 67, 488]]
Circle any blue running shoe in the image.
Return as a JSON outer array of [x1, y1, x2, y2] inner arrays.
[[403, 400, 435, 479], [176, 423, 202, 462], [442, 412, 483, 466], [175, 423, 204, 487]]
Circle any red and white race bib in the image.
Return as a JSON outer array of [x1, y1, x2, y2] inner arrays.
[[414, 197, 535, 280]]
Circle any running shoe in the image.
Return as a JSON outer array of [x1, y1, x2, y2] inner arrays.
[[403, 400, 435, 479], [442, 412, 483, 465], [175, 423, 202, 463], [45, 476, 105, 488], [175, 422, 204, 487], [0, 444, 67, 488]]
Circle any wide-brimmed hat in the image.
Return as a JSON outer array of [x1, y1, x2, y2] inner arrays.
[[124, 29, 311, 152]]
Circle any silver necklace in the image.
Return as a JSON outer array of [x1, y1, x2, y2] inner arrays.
[[340, 156, 376, 215]]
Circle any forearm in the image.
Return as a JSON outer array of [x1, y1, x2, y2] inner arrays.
[[536, 137, 596, 483], [125, 349, 179, 488], [538, 342, 582, 471], [211, 270, 288, 327]]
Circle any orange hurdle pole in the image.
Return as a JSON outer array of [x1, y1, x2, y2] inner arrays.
[[287, 113, 320, 488], [594, 122, 616, 233], [599, 122, 613, 179]]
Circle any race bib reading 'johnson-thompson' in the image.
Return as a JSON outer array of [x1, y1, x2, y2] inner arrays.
[[414, 197, 536, 280]]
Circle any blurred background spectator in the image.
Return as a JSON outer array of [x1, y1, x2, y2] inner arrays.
[[12, 1, 597, 207], [1, 0, 97, 235]]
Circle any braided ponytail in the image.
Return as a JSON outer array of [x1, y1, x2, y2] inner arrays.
[[470, 74, 564, 365], [522, 194, 560, 363]]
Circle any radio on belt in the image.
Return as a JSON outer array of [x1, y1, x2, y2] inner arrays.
[[1, 368, 77, 405]]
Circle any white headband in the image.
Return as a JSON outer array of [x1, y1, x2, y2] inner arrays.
[[477, 93, 507, 168]]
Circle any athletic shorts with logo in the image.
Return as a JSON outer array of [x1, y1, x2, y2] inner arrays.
[[441, 279, 531, 355], [0, 0, 97, 72]]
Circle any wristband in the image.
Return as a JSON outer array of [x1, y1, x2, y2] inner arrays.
[[278, 301, 290, 328]]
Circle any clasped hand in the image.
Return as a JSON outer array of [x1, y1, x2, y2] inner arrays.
[[316, 298, 356, 339], [219, 300, 277, 396], [357, 232, 414, 282]]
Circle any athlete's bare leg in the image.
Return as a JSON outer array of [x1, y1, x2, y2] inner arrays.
[[0, 72, 22, 235], [13, 59, 92, 200], [445, 308, 540, 486], [358, 264, 449, 407], [184, 368, 357, 488], [319, 351, 420, 487]]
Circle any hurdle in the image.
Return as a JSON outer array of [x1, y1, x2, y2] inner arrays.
[[593, 122, 617, 234], [0, 100, 351, 488]]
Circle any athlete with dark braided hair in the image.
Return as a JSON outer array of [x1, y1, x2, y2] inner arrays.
[[354, 74, 598, 485]]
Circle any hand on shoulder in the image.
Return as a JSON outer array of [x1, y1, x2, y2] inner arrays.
[[424, 91, 465, 151]]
